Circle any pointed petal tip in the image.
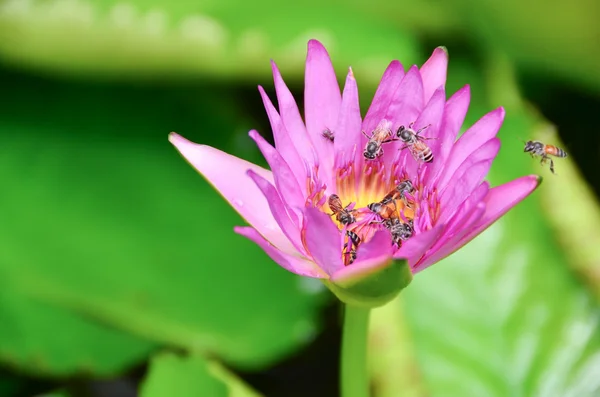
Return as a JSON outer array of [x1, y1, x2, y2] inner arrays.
[[168, 131, 186, 146], [348, 66, 355, 78], [307, 39, 325, 50], [435, 46, 448, 55]]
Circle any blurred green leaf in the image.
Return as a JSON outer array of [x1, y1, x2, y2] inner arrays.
[[0, 69, 327, 370], [532, 124, 600, 302], [140, 352, 228, 397], [0, 0, 419, 85], [207, 360, 263, 397], [399, 58, 600, 396], [0, 278, 155, 376]]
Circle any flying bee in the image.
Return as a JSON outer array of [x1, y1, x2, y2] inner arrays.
[[328, 194, 356, 225], [523, 140, 567, 174], [362, 120, 397, 160], [322, 128, 335, 142], [381, 180, 416, 207], [396, 123, 435, 163], [387, 219, 414, 247]]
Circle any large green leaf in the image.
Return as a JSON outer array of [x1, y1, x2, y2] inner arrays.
[[0, 68, 327, 371], [0, 0, 419, 84], [0, 274, 155, 376], [399, 59, 600, 396], [140, 352, 262, 397]]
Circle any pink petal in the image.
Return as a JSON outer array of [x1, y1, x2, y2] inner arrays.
[[426, 85, 471, 185], [334, 67, 362, 168], [406, 86, 446, 178], [235, 226, 327, 278], [394, 224, 446, 268], [382, 66, 425, 167], [456, 175, 542, 248], [439, 138, 501, 221], [169, 133, 295, 255], [249, 130, 304, 216], [330, 230, 394, 282], [363, 60, 405, 135], [416, 202, 486, 271], [419, 47, 448, 103], [246, 170, 306, 255], [271, 60, 316, 165], [258, 86, 307, 193], [425, 182, 489, 256], [302, 206, 344, 276], [304, 40, 341, 183], [436, 107, 505, 189]]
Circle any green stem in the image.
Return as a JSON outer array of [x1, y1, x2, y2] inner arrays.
[[341, 304, 371, 397]]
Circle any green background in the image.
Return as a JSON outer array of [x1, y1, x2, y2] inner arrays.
[[0, 0, 599, 396]]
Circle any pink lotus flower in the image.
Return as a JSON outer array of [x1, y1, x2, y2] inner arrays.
[[169, 40, 540, 302]]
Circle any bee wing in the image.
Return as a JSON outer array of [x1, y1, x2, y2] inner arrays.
[[328, 196, 344, 213]]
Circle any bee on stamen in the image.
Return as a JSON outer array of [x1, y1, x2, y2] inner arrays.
[[328, 194, 356, 225], [396, 123, 435, 163], [343, 230, 361, 265], [322, 128, 335, 142], [381, 180, 416, 207], [523, 140, 567, 174], [386, 218, 414, 247], [362, 120, 398, 160]]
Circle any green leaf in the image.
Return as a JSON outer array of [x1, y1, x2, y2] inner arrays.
[[399, 57, 600, 396], [0, 0, 419, 84], [140, 353, 228, 397], [0, 276, 155, 376], [0, 70, 327, 370]]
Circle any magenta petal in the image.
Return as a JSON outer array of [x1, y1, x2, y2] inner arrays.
[[456, 175, 542, 248], [382, 65, 425, 167], [409, 86, 446, 177], [437, 107, 505, 188], [235, 226, 327, 278], [169, 133, 295, 255], [258, 86, 307, 192], [246, 170, 306, 255], [363, 60, 405, 134], [302, 206, 344, 276], [419, 47, 448, 103], [439, 138, 501, 220], [304, 40, 341, 181], [427, 85, 471, 185], [271, 60, 316, 165], [249, 130, 304, 215], [395, 224, 445, 269], [330, 230, 394, 282], [416, 202, 486, 271], [334, 67, 362, 167]]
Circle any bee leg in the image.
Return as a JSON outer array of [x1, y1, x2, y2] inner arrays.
[[361, 130, 370, 139], [416, 124, 431, 135], [399, 145, 408, 151], [382, 138, 400, 143], [549, 158, 556, 174]]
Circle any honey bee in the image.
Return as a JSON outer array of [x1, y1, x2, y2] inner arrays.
[[322, 128, 335, 142], [387, 218, 414, 247], [396, 123, 434, 163], [328, 194, 356, 225], [523, 140, 567, 174], [362, 120, 397, 160], [367, 201, 398, 221], [381, 180, 415, 206], [343, 230, 361, 265]]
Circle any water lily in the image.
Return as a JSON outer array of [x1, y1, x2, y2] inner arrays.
[[169, 40, 540, 296]]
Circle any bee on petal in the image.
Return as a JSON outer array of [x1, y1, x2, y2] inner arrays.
[[523, 140, 567, 174], [387, 218, 414, 247], [362, 119, 397, 160], [397, 123, 435, 163], [322, 128, 335, 142]]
